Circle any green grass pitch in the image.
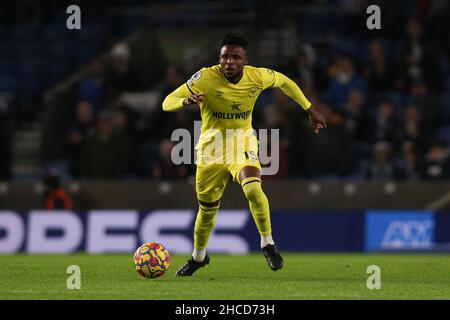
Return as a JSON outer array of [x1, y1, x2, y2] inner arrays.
[[0, 253, 449, 300]]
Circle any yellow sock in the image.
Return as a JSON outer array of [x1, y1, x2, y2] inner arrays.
[[241, 177, 272, 235], [194, 203, 219, 250]]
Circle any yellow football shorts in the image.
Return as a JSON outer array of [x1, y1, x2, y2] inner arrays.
[[195, 137, 261, 203]]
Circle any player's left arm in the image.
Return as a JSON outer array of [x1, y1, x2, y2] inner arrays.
[[261, 69, 327, 134]]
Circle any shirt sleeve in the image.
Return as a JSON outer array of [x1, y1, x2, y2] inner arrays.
[[259, 68, 311, 110], [162, 68, 208, 112], [186, 69, 207, 94], [162, 83, 192, 112]]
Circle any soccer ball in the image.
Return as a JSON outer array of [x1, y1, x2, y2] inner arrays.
[[133, 242, 171, 279]]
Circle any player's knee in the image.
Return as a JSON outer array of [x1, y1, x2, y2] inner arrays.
[[198, 199, 220, 208], [198, 199, 220, 216]]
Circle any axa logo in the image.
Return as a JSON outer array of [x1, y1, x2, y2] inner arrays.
[[381, 220, 434, 249]]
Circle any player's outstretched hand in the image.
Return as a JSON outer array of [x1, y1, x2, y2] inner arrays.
[[182, 93, 204, 106], [306, 105, 327, 134]]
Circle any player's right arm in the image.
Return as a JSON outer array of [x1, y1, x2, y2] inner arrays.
[[162, 84, 204, 112], [163, 69, 208, 112]]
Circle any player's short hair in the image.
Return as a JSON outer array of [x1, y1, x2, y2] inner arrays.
[[221, 33, 247, 51]]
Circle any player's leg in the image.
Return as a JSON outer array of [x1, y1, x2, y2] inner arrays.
[[238, 166, 271, 241], [237, 165, 283, 271], [175, 198, 219, 277], [193, 163, 228, 262], [193, 198, 220, 262], [175, 163, 228, 276]]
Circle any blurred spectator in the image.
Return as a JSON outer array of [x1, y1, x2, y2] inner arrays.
[[365, 141, 403, 180], [81, 111, 130, 179], [425, 0, 450, 52], [327, 54, 367, 111], [151, 139, 189, 180], [373, 100, 401, 145], [364, 40, 395, 92], [0, 96, 13, 180], [67, 100, 96, 178], [344, 89, 375, 143], [303, 103, 353, 178], [374, 0, 407, 38], [407, 81, 438, 127], [340, 0, 369, 37], [421, 141, 450, 180], [267, 89, 311, 177], [151, 65, 198, 141], [262, 135, 290, 180], [396, 141, 422, 181], [24, 2, 449, 182], [290, 44, 327, 92], [42, 173, 73, 210], [397, 17, 443, 92], [399, 105, 430, 154], [79, 59, 106, 114], [259, 94, 292, 179], [111, 107, 130, 134], [111, 105, 141, 175], [261, 92, 287, 130], [105, 43, 145, 100]]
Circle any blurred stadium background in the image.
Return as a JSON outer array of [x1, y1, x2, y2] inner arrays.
[[1, 0, 450, 258]]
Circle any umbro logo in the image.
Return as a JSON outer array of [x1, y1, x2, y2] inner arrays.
[[215, 90, 224, 97]]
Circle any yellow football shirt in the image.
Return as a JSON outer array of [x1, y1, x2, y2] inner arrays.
[[163, 64, 311, 163]]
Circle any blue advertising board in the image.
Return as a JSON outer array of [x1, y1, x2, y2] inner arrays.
[[1, 210, 446, 254], [365, 210, 435, 251]]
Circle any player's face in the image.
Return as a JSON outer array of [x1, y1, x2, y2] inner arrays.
[[219, 45, 248, 80]]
